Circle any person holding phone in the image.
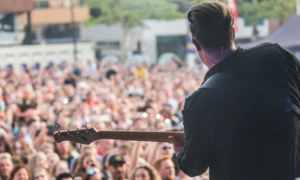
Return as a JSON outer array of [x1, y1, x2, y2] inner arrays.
[[15, 85, 39, 123]]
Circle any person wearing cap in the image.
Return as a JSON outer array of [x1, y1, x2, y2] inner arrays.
[[107, 154, 127, 180]]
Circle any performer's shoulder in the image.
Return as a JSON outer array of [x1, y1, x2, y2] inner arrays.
[[245, 42, 283, 54], [244, 42, 299, 64], [184, 88, 201, 109]]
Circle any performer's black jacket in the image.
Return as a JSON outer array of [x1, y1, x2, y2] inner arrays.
[[177, 43, 300, 180]]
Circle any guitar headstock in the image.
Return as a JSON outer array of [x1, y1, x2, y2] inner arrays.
[[53, 125, 98, 145]]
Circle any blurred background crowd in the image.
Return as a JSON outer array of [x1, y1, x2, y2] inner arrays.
[[0, 0, 299, 180], [0, 59, 209, 180]]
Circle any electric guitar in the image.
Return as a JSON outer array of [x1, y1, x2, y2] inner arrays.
[[53, 125, 185, 145]]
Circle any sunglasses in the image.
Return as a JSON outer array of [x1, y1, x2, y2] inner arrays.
[[161, 146, 172, 150], [87, 168, 100, 176]]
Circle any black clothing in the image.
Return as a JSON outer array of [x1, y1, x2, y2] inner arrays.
[[17, 99, 38, 122], [64, 78, 76, 88], [177, 43, 300, 180], [106, 69, 117, 79], [18, 99, 37, 112]]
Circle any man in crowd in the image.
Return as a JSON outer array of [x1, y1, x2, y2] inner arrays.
[[96, 140, 114, 157], [107, 154, 127, 180], [154, 156, 176, 180], [0, 153, 13, 180]]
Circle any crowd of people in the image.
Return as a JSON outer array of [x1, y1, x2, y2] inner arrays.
[[0, 58, 209, 180]]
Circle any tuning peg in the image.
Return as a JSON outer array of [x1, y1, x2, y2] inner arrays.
[[55, 124, 60, 134], [76, 124, 79, 133], [84, 121, 88, 131], [79, 143, 82, 150], [67, 123, 70, 134]]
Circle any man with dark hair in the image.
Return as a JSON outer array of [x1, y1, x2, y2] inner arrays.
[[56, 173, 73, 180], [169, 1, 300, 180], [107, 154, 126, 180]]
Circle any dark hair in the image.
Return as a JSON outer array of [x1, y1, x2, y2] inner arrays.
[[0, 136, 16, 156], [11, 156, 22, 166], [10, 164, 30, 180], [27, 119, 37, 126], [56, 173, 73, 180], [188, 2, 234, 51], [101, 152, 110, 170], [20, 151, 32, 165]]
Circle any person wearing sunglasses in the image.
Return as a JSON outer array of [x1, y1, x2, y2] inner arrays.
[[82, 168, 102, 180], [158, 143, 173, 158]]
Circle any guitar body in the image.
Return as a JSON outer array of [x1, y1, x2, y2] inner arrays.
[[53, 128, 185, 144]]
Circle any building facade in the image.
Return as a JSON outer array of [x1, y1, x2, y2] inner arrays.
[[81, 17, 270, 62]]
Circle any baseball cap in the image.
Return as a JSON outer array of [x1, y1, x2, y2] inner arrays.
[[108, 154, 126, 166]]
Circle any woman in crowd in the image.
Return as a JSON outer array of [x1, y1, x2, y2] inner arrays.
[[28, 152, 49, 176], [55, 141, 75, 168], [10, 164, 30, 180], [51, 161, 70, 178], [13, 139, 32, 156], [130, 166, 160, 180], [73, 150, 101, 178], [46, 153, 60, 171], [39, 143, 54, 155], [33, 167, 50, 180], [0, 136, 16, 155]]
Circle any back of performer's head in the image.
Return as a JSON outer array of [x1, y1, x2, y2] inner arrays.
[[188, 2, 235, 52]]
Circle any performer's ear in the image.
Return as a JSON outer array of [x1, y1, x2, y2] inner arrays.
[[232, 27, 236, 41], [192, 38, 201, 51]]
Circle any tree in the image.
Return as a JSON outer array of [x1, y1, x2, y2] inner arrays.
[[237, 0, 296, 40], [84, 0, 185, 60]]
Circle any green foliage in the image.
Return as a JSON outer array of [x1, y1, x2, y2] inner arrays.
[[84, 0, 186, 29], [237, 0, 296, 25]]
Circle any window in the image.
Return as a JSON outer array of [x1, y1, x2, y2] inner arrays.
[[35, 1, 49, 8]]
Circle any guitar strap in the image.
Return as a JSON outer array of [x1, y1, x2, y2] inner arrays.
[[200, 73, 300, 116]]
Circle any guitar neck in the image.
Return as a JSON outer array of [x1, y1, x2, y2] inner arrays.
[[97, 131, 185, 143], [53, 129, 184, 144]]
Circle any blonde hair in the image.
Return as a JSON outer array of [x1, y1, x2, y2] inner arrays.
[[33, 167, 49, 178], [130, 165, 161, 180], [0, 152, 12, 160], [46, 153, 60, 161], [73, 151, 101, 177], [40, 143, 54, 152], [28, 152, 46, 175], [51, 161, 68, 177]]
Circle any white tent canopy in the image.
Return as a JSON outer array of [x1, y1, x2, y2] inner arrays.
[[158, 52, 181, 66], [101, 54, 120, 66], [125, 54, 152, 67]]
